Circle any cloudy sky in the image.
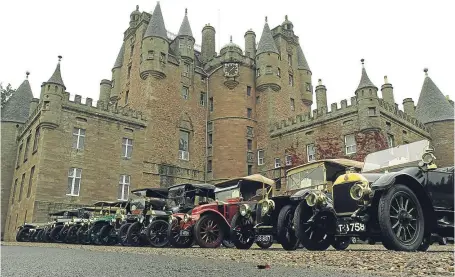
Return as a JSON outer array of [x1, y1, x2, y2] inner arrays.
[[1, 0, 454, 109]]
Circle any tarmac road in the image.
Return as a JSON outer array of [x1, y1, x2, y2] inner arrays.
[[2, 245, 381, 277]]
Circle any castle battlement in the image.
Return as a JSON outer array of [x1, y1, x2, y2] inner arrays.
[[378, 99, 428, 133]]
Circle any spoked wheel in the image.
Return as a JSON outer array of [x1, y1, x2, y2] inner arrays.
[[146, 220, 169, 247], [77, 225, 90, 244], [98, 225, 118, 246], [194, 214, 224, 248], [167, 220, 193, 248], [230, 212, 255, 250], [295, 201, 333, 251], [42, 228, 52, 243], [50, 225, 65, 242], [118, 223, 131, 246], [277, 205, 300, 251], [58, 226, 70, 243], [65, 225, 80, 244], [332, 237, 350, 250], [378, 184, 425, 251], [88, 223, 106, 245], [127, 222, 144, 247], [16, 227, 31, 242]]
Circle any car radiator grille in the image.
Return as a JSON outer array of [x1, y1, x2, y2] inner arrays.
[[255, 203, 263, 224], [333, 182, 359, 215]]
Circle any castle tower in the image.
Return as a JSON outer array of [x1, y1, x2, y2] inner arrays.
[[255, 17, 281, 92], [177, 9, 194, 61], [415, 68, 454, 167], [99, 79, 112, 108], [402, 98, 415, 117], [40, 56, 66, 129], [140, 1, 168, 80], [381, 75, 395, 105], [297, 44, 312, 108], [315, 79, 327, 112], [244, 29, 256, 59], [110, 42, 124, 102], [201, 24, 216, 63], [129, 5, 141, 28], [0, 71, 34, 239], [355, 59, 380, 132]]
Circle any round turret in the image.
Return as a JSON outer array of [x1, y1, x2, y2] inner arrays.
[[201, 24, 216, 63], [282, 15, 293, 31], [129, 5, 141, 27], [220, 36, 242, 56]]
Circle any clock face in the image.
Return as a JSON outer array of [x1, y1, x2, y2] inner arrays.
[[224, 63, 239, 77]]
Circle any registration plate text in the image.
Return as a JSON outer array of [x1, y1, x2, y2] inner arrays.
[[180, 230, 190, 236], [256, 235, 272, 242], [337, 222, 366, 233]]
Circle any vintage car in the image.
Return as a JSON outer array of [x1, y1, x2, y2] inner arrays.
[[16, 221, 50, 242], [293, 140, 454, 251], [167, 183, 217, 248], [124, 188, 174, 247], [76, 203, 118, 244], [177, 174, 275, 248], [232, 159, 363, 250]]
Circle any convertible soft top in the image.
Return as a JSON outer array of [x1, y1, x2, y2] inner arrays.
[[131, 187, 169, 198]]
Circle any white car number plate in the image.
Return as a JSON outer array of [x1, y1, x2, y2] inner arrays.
[[180, 230, 190, 236], [338, 222, 366, 233], [256, 235, 272, 242]]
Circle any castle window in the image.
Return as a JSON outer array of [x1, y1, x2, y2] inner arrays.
[[18, 173, 26, 202], [307, 144, 316, 162], [247, 108, 252, 118], [345, 134, 357, 155], [181, 86, 189, 100], [402, 130, 407, 135], [306, 83, 311, 92], [178, 131, 190, 161], [368, 107, 376, 116], [26, 166, 35, 198], [207, 160, 212, 172], [16, 144, 23, 168], [209, 97, 214, 112], [290, 98, 295, 111], [160, 52, 166, 63], [265, 66, 272, 75], [122, 138, 133, 159], [208, 133, 213, 146], [256, 68, 260, 77], [207, 122, 213, 132], [247, 139, 253, 151], [201, 76, 206, 83], [247, 86, 251, 96], [118, 175, 130, 201], [247, 165, 253, 176], [387, 134, 395, 148], [130, 45, 134, 58], [288, 54, 292, 66], [247, 126, 253, 137], [179, 39, 185, 48], [257, 150, 264, 165], [125, 91, 129, 105], [289, 74, 294, 86], [386, 122, 391, 130], [147, 50, 154, 60], [200, 92, 206, 106], [11, 179, 17, 204], [274, 158, 281, 168], [277, 68, 281, 77], [23, 135, 31, 163], [72, 128, 86, 150], [127, 65, 132, 79], [183, 63, 190, 77], [285, 155, 292, 166], [67, 168, 82, 196]]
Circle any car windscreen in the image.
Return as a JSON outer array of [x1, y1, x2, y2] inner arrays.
[[286, 164, 325, 191], [215, 185, 240, 201], [362, 140, 429, 173]]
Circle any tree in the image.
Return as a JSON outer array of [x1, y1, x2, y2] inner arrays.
[[1, 83, 16, 108]]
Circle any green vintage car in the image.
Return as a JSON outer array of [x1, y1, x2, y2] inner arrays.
[[76, 203, 119, 245]]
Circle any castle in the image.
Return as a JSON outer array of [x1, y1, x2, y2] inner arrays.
[[1, 2, 453, 241]]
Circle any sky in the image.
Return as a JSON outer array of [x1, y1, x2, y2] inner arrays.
[[1, 0, 454, 109]]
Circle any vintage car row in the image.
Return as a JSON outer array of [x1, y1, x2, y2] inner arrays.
[[15, 140, 453, 252]]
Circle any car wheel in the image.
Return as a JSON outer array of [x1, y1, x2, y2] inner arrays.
[[50, 225, 65, 243], [88, 223, 106, 245], [256, 240, 273, 249], [127, 222, 144, 247], [41, 228, 52, 243], [58, 226, 69, 242], [332, 237, 350, 250], [98, 225, 117, 246], [194, 214, 224, 248], [230, 212, 255, 250], [146, 220, 169, 247], [294, 201, 332, 251], [118, 223, 131, 246], [378, 184, 425, 252], [16, 227, 31, 242], [36, 229, 44, 242], [65, 225, 80, 244], [77, 225, 90, 244], [167, 219, 193, 248], [277, 205, 300, 251]]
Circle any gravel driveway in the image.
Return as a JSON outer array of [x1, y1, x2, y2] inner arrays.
[[2, 242, 453, 276]]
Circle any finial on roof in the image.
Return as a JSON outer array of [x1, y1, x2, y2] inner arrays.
[[424, 68, 428, 77], [230, 35, 232, 43], [26, 71, 30, 79], [361, 58, 365, 67], [265, 16, 268, 23], [136, 5, 139, 11], [384, 75, 389, 83], [58, 55, 62, 62], [318, 79, 322, 86], [285, 15, 288, 20], [185, 8, 187, 15]]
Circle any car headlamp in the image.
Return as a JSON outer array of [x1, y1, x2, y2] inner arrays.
[[422, 152, 434, 164], [349, 181, 372, 201], [183, 214, 190, 223], [306, 191, 327, 207], [261, 200, 274, 216], [239, 204, 251, 216]]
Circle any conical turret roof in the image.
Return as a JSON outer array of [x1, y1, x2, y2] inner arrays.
[[46, 56, 66, 89], [415, 69, 454, 124], [256, 17, 279, 56], [356, 59, 377, 91], [297, 45, 310, 71], [113, 42, 125, 69], [178, 9, 193, 37], [144, 2, 167, 40], [1, 73, 34, 123]]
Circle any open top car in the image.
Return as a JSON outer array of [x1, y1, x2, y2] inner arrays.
[[182, 174, 275, 248], [293, 140, 454, 251], [75, 203, 120, 245]]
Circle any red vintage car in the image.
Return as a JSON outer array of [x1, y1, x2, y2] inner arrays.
[[168, 174, 275, 248]]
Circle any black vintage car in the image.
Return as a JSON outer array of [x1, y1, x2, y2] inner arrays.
[[293, 140, 454, 251]]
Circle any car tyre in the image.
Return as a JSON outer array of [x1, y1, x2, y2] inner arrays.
[[294, 201, 332, 251], [99, 225, 117, 246], [65, 225, 80, 244], [256, 240, 273, 249], [126, 222, 144, 247], [77, 225, 90, 245], [167, 219, 193, 248], [146, 220, 169, 248], [50, 225, 65, 243], [277, 205, 300, 251], [378, 184, 425, 252], [88, 223, 106, 245], [230, 212, 255, 250], [331, 237, 350, 250], [194, 214, 224, 248], [16, 227, 31, 242], [118, 223, 131, 246]]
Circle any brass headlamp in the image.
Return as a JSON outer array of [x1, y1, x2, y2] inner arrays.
[[350, 181, 372, 201], [305, 191, 328, 207]]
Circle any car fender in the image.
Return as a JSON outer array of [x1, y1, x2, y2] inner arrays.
[[289, 188, 316, 201], [371, 172, 423, 191], [197, 210, 231, 228]]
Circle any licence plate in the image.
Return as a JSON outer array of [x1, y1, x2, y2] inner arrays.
[[180, 230, 190, 236], [337, 222, 366, 234], [256, 235, 272, 242]]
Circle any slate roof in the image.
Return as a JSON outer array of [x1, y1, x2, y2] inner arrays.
[[113, 42, 125, 69], [256, 20, 279, 56], [144, 2, 167, 40], [415, 71, 454, 124], [46, 61, 66, 89], [1, 78, 33, 123], [178, 9, 193, 37], [297, 45, 310, 71], [356, 59, 377, 91]]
